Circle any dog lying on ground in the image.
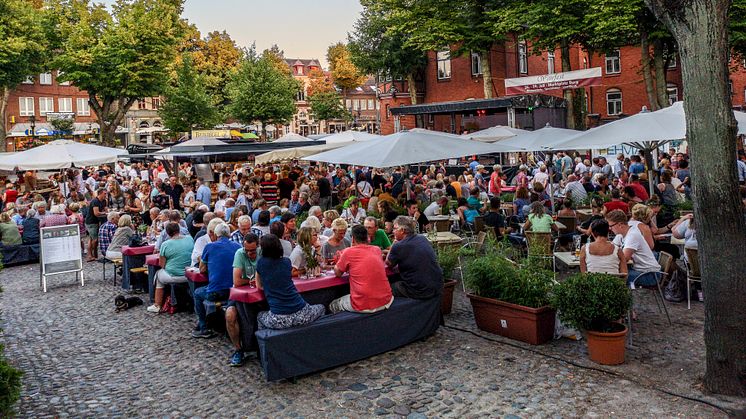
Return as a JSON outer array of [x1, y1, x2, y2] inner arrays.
[[115, 295, 144, 312]]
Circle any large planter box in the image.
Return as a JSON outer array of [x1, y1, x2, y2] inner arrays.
[[441, 279, 458, 315], [467, 294, 556, 345]]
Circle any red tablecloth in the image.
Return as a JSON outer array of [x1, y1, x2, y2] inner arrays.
[[229, 274, 348, 304], [145, 254, 160, 266], [122, 245, 155, 256], [185, 268, 208, 283]]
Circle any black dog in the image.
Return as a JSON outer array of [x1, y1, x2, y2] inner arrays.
[[115, 295, 144, 312]]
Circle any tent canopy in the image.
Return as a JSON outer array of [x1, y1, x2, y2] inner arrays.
[[490, 124, 581, 152], [0, 139, 126, 170], [464, 125, 528, 142], [323, 131, 380, 144], [303, 128, 510, 168], [274, 133, 311, 143], [255, 142, 353, 165]]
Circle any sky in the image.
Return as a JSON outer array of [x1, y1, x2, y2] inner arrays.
[[103, 0, 363, 68]]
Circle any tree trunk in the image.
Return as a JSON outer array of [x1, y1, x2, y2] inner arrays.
[[261, 122, 267, 141], [89, 94, 135, 147], [647, 0, 746, 397], [652, 39, 670, 108], [0, 87, 9, 151], [481, 50, 494, 99], [560, 40, 576, 129], [573, 88, 586, 130], [640, 31, 661, 110], [406, 73, 418, 105]]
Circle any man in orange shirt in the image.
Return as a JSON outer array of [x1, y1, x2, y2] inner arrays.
[[330, 225, 394, 313]]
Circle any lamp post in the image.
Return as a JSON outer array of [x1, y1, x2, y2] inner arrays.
[[28, 114, 36, 148]]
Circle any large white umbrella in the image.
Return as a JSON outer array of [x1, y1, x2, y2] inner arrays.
[[0, 139, 126, 170], [273, 133, 311, 143], [255, 142, 353, 165], [303, 128, 511, 168], [465, 125, 529, 142], [491, 124, 581, 152], [323, 130, 380, 144]]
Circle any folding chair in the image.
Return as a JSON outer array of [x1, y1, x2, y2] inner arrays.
[[629, 251, 673, 326], [684, 248, 701, 310]]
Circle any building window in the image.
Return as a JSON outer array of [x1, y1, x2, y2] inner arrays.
[[39, 72, 52, 85], [547, 52, 555, 74], [360, 99, 367, 110], [152, 97, 161, 110], [19, 97, 34, 116], [729, 80, 733, 96], [22, 76, 34, 84], [138, 99, 146, 110], [76, 98, 90, 116], [367, 99, 374, 110], [295, 66, 304, 75], [39, 97, 54, 115], [606, 89, 623, 115], [667, 84, 679, 105], [605, 49, 621, 74], [437, 50, 451, 80], [296, 89, 305, 101], [519, 42, 528, 74], [345, 99, 352, 109], [58, 98, 73, 113], [666, 54, 677, 69], [57, 71, 71, 86], [471, 52, 482, 76]]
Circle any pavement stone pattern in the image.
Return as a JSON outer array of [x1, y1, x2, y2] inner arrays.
[[0, 261, 742, 418]]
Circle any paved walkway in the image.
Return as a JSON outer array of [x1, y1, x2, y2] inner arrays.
[[1, 262, 743, 418]]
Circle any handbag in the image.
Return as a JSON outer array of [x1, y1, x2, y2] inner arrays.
[[160, 295, 176, 315]]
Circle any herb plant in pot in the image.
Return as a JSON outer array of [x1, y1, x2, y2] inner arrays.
[[436, 245, 460, 314], [463, 255, 556, 345], [552, 273, 632, 365]]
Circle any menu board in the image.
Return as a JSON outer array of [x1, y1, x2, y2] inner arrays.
[[40, 225, 83, 275]]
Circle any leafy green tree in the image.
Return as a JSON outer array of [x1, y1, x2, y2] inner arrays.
[[308, 90, 350, 129], [348, 0, 427, 104], [0, 0, 48, 141], [262, 44, 292, 76], [226, 49, 298, 140], [48, 0, 184, 146], [159, 53, 220, 135]]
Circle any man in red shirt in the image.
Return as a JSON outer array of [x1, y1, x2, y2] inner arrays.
[[603, 189, 630, 214], [330, 225, 394, 313], [628, 174, 650, 202]]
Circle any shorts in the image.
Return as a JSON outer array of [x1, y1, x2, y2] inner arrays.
[[85, 223, 100, 239]]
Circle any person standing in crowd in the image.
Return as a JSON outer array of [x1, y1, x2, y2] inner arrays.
[[85, 188, 108, 262]]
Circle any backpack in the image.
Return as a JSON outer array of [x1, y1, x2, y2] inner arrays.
[[664, 264, 687, 302]]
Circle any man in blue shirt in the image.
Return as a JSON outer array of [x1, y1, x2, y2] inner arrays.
[[195, 178, 212, 207], [192, 222, 241, 338]]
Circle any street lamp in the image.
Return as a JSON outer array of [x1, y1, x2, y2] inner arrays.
[[28, 115, 36, 147]]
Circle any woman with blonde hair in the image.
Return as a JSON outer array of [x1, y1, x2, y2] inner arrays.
[[0, 212, 22, 246], [320, 218, 350, 262], [289, 226, 323, 276], [106, 214, 135, 259], [321, 209, 340, 237], [629, 203, 655, 250]]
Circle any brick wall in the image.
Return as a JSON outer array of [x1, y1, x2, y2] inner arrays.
[[6, 71, 96, 126]]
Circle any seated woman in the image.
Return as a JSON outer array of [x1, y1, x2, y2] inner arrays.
[[21, 209, 40, 245], [0, 212, 22, 246], [580, 220, 627, 275], [270, 221, 293, 257], [513, 187, 531, 221], [577, 197, 605, 238], [376, 200, 397, 235], [557, 199, 577, 218], [524, 201, 558, 233], [321, 210, 340, 237], [321, 218, 351, 263], [255, 234, 326, 330], [289, 227, 323, 277], [456, 197, 479, 228], [106, 214, 135, 259], [671, 213, 697, 260], [341, 198, 366, 226]]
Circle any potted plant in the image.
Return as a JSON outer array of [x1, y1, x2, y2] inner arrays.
[[463, 254, 556, 345], [552, 273, 632, 365], [436, 245, 460, 314]]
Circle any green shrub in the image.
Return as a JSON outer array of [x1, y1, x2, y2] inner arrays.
[[551, 273, 632, 333], [463, 255, 554, 308], [436, 245, 460, 280], [500, 192, 514, 203], [0, 284, 23, 417]]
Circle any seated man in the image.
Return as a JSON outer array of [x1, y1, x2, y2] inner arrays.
[[21, 208, 40, 245], [147, 222, 195, 312], [607, 210, 660, 286], [330, 225, 394, 313], [98, 212, 120, 258], [385, 216, 443, 299], [405, 199, 429, 234], [225, 233, 260, 367], [483, 196, 506, 239], [363, 216, 391, 251], [230, 215, 252, 244], [192, 223, 241, 338], [423, 196, 449, 219], [191, 216, 221, 267]]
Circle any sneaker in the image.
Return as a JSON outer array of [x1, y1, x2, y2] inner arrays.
[[191, 329, 217, 339], [229, 351, 244, 367], [146, 304, 160, 313]]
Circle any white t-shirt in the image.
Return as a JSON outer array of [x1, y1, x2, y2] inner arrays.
[[140, 170, 150, 182], [289, 245, 307, 269], [85, 176, 97, 193], [533, 171, 549, 187], [613, 224, 659, 272], [423, 201, 442, 219]]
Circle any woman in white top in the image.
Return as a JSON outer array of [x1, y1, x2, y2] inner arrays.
[[341, 198, 366, 226], [580, 219, 627, 275]]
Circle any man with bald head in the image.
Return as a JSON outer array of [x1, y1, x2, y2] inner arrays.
[[564, 174, 587, 203]]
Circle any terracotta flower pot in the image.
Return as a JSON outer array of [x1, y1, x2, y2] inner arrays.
[[586, 323, 628, 365], [441, 279, 458, 314], [467, 294, 556, 345]]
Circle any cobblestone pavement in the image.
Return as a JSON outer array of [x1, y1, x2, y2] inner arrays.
[[1, 262, 743, 418]]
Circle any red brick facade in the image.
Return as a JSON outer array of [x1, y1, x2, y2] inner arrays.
[[6, 71, 96, 126]]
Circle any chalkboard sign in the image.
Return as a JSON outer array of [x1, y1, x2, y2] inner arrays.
[[39, 224, 84, 292]]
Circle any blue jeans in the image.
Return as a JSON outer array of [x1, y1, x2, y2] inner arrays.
[[193, 288, 230, 331], [627, 269, 660, 287]]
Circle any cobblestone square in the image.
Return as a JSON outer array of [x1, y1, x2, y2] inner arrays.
[[1, 262, 743, 418]]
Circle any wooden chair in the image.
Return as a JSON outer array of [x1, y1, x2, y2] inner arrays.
[[473, 216, 485, 234], [556, 216, 577, 234], [684, 247, 701, 310], [525, 231, 556, 273]]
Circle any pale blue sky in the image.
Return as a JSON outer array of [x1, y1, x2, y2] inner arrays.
[[102, 0, 363, 67]]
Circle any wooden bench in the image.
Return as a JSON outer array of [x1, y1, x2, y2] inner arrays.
[[102, 257, 123, 286]]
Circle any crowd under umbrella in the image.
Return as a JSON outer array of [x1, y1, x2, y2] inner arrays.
[[545, 101, 746, 192], [0, 139, 127, 171], [464, 125, 529, 143]]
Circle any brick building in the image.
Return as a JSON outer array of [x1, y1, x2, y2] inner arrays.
[[343, 76, 380, 134], [282, 58, 325, 137]]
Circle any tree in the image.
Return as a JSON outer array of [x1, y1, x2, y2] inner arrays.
[[49, 0, 184, 146], [646, 0, 746, 397], [226, 49, 298, 140], [159, 53, 220, 135], [326, 42, 367, 95], [178, 26, 242, 109], [0, 0, 48, 142], [262, 44, 292, 76], [348, 0, 427, 104], [308, 91, 350, 129], [307, 68, 335, 97]]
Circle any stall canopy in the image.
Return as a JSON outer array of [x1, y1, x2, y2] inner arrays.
[[303, 128, 511, 168], [464, 125, 529, 143], [255, 142, 353, 165], [274, 133, 311, 143], [322, 131, 381, 144], [490, 124, 581, 152], [0, 139, 127, 170]]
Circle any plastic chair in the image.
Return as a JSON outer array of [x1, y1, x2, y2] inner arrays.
[[684, 247, 701, 309]]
